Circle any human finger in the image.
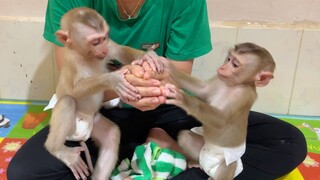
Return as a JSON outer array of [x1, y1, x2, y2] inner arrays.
[[125, 74, 161, 87], [136, 86, 162, 97], [127, 97, 162, 111]]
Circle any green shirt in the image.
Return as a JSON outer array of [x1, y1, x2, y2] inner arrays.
[[43, 0, 212, 60]]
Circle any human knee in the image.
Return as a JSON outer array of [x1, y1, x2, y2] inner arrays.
[[146, 128, 172, 148], [7, 158, 31, 179], [148, 127, 167, 137]]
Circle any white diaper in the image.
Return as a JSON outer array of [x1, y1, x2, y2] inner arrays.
[[43, 94, 58, 111], [102, 98, 121, 108], [43, 93, 120, 111], [191, 127, 245, 178], [66, 116, 93, 141]]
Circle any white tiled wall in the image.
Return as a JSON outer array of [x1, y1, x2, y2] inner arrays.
[[0, 20, 55, 100], [0, 1, 319, 116], [289, 30, 320, 116]]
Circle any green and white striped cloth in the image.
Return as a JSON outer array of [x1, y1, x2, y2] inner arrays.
[[111, 142, 187, 180]]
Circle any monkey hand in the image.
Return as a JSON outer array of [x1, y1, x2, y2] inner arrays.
[[56, 146, 90, 180], [132, 50, 165, 73], [164, 83, 187, 109], [109, 69, 142, 103]]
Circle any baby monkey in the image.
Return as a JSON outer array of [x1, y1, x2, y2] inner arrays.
[[165, 42, 276, 179], [44, 7, 147, 180]]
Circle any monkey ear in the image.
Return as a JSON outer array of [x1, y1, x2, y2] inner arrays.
[[255, 71, 274, 87], [55, 30, 69, 45]]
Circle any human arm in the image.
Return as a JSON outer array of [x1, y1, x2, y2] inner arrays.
[[54, 46, 65, 69], [123, 59, 194, 111]]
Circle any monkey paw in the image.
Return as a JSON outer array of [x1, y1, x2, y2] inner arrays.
[[57, 147, 90, 180]]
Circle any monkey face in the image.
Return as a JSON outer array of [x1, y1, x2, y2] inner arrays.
[[88, 33, 109, 60], [71, 26, 109, 61], [217, 51, 259, 86]]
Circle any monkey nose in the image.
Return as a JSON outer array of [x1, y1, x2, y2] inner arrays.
[[103, 49, 108, 55]]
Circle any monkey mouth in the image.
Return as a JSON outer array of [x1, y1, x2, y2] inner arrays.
[[95, 55, 106, 60], [217, 73, 227, 80]]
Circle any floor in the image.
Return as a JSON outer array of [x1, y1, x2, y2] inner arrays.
[[0, 99, 319, 180]]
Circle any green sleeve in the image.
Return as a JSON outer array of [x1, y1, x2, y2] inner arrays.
[[165, 0, 212, 60], [43, 0, 93, 46]]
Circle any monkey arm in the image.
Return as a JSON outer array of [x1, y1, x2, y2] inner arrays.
[[170, 69, 209, 99], [107, 40, 144, 64], [165, 85, 230, 129], [182, 95, 232, 129], [72, 71, 139, 101], [72, 75, 111, 98]]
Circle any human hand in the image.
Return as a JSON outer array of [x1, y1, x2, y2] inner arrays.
[[121, 64, 167, 111]]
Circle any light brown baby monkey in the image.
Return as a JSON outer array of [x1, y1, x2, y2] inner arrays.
[[44, 7, 155, 180], [164, 42, 276, 179]]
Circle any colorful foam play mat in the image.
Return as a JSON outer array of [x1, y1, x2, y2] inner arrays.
[[0, 99, 319, 180]]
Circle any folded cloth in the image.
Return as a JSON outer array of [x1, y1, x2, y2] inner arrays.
[[112, 142, 187, 180]]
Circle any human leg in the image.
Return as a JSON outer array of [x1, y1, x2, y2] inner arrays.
[[150, 105, 202, 139], [7, 126, 98, 180], [146, 127, 184, 154], [235, 111, 307, 180]]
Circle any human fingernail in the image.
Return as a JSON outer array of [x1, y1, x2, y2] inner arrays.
[[152, 80, 160, 86], [151, 98, 159, 103]]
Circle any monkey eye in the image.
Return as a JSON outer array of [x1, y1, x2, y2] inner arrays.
[[231, 59, 240, 68], [91, 39, 101, 46], [232, 62, 239, 68], [225, 57, 231, 63]]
